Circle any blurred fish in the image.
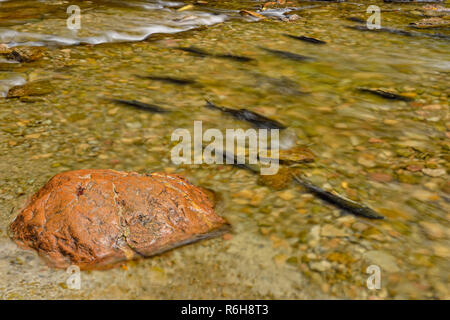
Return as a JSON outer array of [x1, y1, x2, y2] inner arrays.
[[283, 34, 326, 44], [176, 46, 210, 57], [347, 25, 450, 40], [259, 47, 314, 62], [357, 88, 413, 101], [176, 46, 253, 62], [214, 53, 254, 62], [205, 100, 286, 130], [292, 174, 385, 219], [136, 75, 196, 85], [345, 16, 366, 24], [108, 98, 169, 113]]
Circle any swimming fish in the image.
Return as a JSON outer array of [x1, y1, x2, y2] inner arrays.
[[214, 54, 254, 62], [292, 174, 385, 219], [357, 88, 413, 102], [347, 25, 450, 40], [108, 98, 169, 113], [176, 46, 210, 57], [135, 75, 196, 85], [259, 47, 314, 62], [283, 34, 326, 45], [205, 100, 286, 130], [212, 150, 385, 219], [176, 46, 253, 62], [345, 17, 366, 24]]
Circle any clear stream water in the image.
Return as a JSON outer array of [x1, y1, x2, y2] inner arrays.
[[0, 0, 449, 299]]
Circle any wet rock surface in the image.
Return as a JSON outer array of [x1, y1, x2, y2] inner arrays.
[[6, 80, 53, 98], [6, 46, 46, 62], [9, 169, 229, 270]]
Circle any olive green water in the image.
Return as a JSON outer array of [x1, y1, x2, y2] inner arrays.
[[0, 0, 449, 299]]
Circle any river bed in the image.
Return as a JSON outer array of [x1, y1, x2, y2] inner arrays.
[[0, 0, 449, 299]]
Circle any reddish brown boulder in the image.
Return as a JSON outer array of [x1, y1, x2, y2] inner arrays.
[[9, 169, 229, 270]]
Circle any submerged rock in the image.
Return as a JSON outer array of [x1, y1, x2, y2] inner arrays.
[[9, 169, 229, 270], [258, 167, 293, 190], [0, 44, 12, 55], [279, 146, 315, 164], [6, 80, 53, 98], [6, 46, 46, 62]]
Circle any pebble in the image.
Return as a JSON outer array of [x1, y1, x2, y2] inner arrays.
[[309, 260, 332, 272], [422, 168, 446, 177], [277, 189, 295, 201], [321, 224, 349, 238], [432, 244, 449, 259], [357, 155, 376, 168], [307, 225, 321, 246], [6, 80, 53, 98], [363, 250, 400, 273], [368, 172, 393, 183], [419, 222, 446, 240], [352, 222, 369, 232]]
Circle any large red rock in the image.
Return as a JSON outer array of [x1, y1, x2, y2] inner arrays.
[[9, 169, 229, 270]]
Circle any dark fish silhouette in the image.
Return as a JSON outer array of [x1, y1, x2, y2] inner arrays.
[[293, 174, 384, 219], [205, 100, 286, 130], [283, 34, 326, 45], [208, 149, 385, 219], [259, 47, 314, 62], [214, 54, 254, 62], [135, 75, 196, 85], [176, 46, 210, 57], [176, 46, 253, 62], [108, 98, 169, 113], [347, 25, 450, 40], [357, 88, 413, 102], [217, 147, 260, 172], [345, 16, 366, 24]]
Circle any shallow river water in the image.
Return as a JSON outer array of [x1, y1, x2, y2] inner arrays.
[[0, 0, 449, 299]]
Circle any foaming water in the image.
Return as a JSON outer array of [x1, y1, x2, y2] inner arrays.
[[0, 0, 227, 47], [0, 73, 25, 97], [0, 0, 227, 96]]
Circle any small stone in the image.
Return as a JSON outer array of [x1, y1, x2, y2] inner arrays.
[[368, 172, 393, 183], [321, 224, 349, 237], [278, 189, 295, 201], [422, 168, 446, 177], [7, 80, 53, 98], [309, 260, 332, 272], [406, 164, 423, 172], [363, 250, 400, 273], [307, 225, 321, 246], [222, 233, 233, 241], [358, 155, 376, 168], [6, 46, 46, 62], [0, 44, 12, 54], [432, 244, 449, 259], [368, 137, 385, 144], [278, 146, 315, 164], [327, 252, 355, 265], [257, 167, 292, 190], [419, 221, 446, 240], [288, 14, 300, 21], [336, 215, 356, 227], [108, 107, 119, 115], [412, 190, 439, 202], [362, 227, 386, 241], [352, 222, 369, 232], [273, 253, 288, 266]]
